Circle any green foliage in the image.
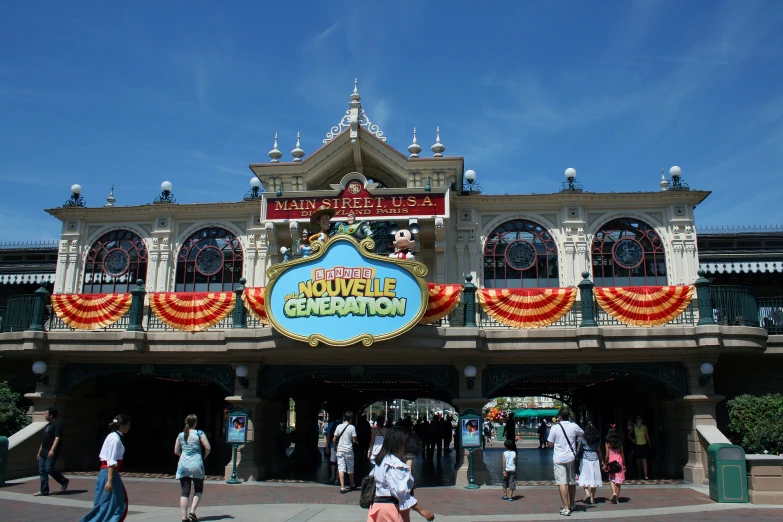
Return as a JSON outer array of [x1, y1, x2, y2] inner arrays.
[[0, 381, 31, 436], [727, 394, 783, 455]]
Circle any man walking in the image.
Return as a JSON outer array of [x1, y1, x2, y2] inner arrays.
[[34, 408, 69, 496], [547, 408, 583, 516]]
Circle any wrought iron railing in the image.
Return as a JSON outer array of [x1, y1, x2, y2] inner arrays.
[[758, 297, 783, 334], [1, 295, 36, 332], [476, 305, 582, 329], [48, 310, 132, 331], [710, 286, 760, 327]]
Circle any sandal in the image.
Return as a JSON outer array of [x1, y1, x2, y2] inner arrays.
[[340, 488, 348, 494]]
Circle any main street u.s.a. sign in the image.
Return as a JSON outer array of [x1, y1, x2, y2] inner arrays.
[[265, 236, 428, 346]]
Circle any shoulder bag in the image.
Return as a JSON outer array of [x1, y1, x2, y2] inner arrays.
[[359, 473, 376, 509]]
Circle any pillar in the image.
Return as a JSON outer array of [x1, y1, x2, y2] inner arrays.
[[679, 359, 723, 484], [223, 363, 265, 481], [453, 362, 490, 486]]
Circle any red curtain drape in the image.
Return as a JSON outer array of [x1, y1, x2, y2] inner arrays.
[[51, 293, 132, 330], [149, 292, 235, 332], [477, 287, 577, 329], [242, 287, 269, 324], [594, 285, 694, 327], [419, 283, 463, 324]]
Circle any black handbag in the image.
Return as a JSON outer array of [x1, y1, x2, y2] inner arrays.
[[359, 474, 376, 509]]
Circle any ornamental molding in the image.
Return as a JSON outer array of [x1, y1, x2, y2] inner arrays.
[[173, 221, 247, 256], [700, 261, 783, 274], [0, 273, 56, 285], [479, 213, 561, 250], [323, 108, 386, 144]]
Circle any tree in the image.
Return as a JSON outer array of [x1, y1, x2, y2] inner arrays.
[[727, 394, 783, 455], [0, 381, 31, 436]]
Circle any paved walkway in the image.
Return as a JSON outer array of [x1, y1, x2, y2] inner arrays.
[[1, 475, 782, 521]]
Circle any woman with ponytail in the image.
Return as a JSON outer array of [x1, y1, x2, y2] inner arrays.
[[80, 414, 131, 522], [174, 414, 211, 522]]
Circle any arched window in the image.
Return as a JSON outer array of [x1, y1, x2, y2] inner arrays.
[[591, 217, 666, 286], [175, 227, 243, 292], [483, 219, 559, 288], [83, 230, 148, 293]]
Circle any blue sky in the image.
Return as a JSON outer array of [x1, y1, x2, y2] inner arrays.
[[1, 1, 782, 241]]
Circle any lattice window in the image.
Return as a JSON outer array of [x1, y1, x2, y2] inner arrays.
[[483, 219, 559, 288], [175, 227, 243, 292], [83, 230, 148, 293], [591, 217, 666, 286]]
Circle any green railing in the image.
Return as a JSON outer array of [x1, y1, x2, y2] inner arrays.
[[758, 297, 783, 334], [1, 295, 36, 332], [710, 285, 760, 327], [48, 310, 132, 331]]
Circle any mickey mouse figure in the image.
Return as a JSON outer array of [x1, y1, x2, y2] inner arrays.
[[390, 229, 415, 260]]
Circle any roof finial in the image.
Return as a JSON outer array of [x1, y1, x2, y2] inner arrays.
[[291, 132, 305, 162], [408, 127, 422, 158], [431, 126, 445, 157], [351, 78, 360, 101], [269, 132, 283, 163], [105, 185, 116, 207], [659, 168, 670, 191]]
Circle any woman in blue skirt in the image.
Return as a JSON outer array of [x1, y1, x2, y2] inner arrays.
[[175, 414, 211, 522], [81, 414, 131, 522]]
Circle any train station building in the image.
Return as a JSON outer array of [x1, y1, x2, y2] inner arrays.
[[1, 83, 781, 489]]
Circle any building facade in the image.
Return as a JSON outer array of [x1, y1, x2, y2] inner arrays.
[[1, 84, 779, 486]]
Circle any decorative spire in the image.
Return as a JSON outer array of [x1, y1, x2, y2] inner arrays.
[[350, 78, 361, 103], [408, 127, 422, 158], [431, 126, 445, 157], [323, 79, 387, 143], [291, 132, 305, 162], [268, 133, 283, 163], [105, 185, 116, 207], [659, 169, 670, 191]]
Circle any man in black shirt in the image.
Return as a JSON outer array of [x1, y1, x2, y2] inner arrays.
[[34, 408, 69, 496]]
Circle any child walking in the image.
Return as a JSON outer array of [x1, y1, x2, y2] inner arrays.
[[501, 439, 517, 501], [603, 424, 626, 504]]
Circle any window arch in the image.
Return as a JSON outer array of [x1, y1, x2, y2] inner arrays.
[[175, 227, 243, 292], [483, 219, 559, 288], [83, 229, 148, 293], [591, 217, 666, 286]]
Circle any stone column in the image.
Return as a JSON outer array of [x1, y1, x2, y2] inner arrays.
[[679, 358, 723, 484], [452, 397, 491, 486], [223, 364, 263, 481], [23, 359, 73, 470]]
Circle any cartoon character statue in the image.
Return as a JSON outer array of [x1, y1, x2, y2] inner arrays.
[[279, 246, 293, 262], [390, 229, 415, 260], [297, 228, 313, 257], [309, 205, 335, 244], [335, 212, 373, 240]]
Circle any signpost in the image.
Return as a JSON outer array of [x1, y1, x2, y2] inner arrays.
[[459, 412, 482, 490], [225, 406, 249, 485]]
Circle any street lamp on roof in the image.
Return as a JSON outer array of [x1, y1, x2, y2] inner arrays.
[[462, 170, 482, 195], [155, 181, 176, 203], [246, 177, 263, 200], [560, 168, 583, 192], [63, 184, 86, 207]]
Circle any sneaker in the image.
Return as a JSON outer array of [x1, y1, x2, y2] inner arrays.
[[188, 513, 199, 522], [507, 496, 515, 501], [502, 495, 509, 500], [60, 479, 69, 494], [559, 507, 571, 516], [33, 492, 49, 497]]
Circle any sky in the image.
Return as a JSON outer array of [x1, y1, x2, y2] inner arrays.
[[1, 1, 782, 242]]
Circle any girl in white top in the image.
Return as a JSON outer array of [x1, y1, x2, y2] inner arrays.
[[80, 414, 131, 522], [368, 427, 434, 522], [501, 439, 517, 501], [368, 414, 389, 461]]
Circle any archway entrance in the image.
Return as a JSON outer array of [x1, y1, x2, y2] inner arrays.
[[483, 362, 687, 482], [62, 365, 233, 475]]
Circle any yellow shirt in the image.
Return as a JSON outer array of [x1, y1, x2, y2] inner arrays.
[[634, 424, 647, 445]]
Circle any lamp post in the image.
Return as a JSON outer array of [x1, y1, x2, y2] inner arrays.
[[560, 168, 583, 192], [155, 181, 176, 203], [462, 169, 482, 195], [32, 361, 48, 385], [699, 362, 714, 387], [464, 365, 477, 390], [63, 184, 86, 207], [245, 177, 263, 200]]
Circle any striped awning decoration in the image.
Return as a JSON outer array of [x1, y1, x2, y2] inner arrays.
[[419, 283, 463, 324], [242, 287, 269, 324], [594, 285, 694, 327], [51, 293, 132, 330], [149, 292, 235, 332], [477, 287, 577, 329]]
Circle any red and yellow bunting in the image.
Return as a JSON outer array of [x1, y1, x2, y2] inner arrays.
[[242, 287, 269, 324], [51, 293, 132, 330], [594, 285, 694, 327], [420, 283, 463, 324], [149, 292, 235, 332], [477, 287, 577, 329]]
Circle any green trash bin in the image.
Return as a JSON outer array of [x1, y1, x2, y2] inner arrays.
[[0, 436, 8, 486], [707, 443, 748, 503]]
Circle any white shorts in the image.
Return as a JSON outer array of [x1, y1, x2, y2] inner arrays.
[[554, 461, 576, 485], [337, 451, 354, 473]]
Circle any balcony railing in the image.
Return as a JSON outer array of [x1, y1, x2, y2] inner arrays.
[[2, 281, 781, 335]]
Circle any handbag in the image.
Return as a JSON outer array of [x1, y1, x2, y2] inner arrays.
[[359, 473, 376, 509], [608, 460, 622, 473]]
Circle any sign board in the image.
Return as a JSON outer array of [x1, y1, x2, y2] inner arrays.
[[264, 178, 448, 221], [459, 413, 482, 449], [226, 407, 249, 444], [265, 235, 428, 346]]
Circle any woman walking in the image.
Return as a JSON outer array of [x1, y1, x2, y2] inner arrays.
[[630, 416, 651, 479], [368, 415, 389, 462], [80, 414, 131, 522], [175, 414, 211, 522], [577, 422, 603, 505], [367, 426, 435, 522], [603, 424, 626, 505]]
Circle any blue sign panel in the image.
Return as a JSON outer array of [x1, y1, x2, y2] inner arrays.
[[265, 236, 428, 346]]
